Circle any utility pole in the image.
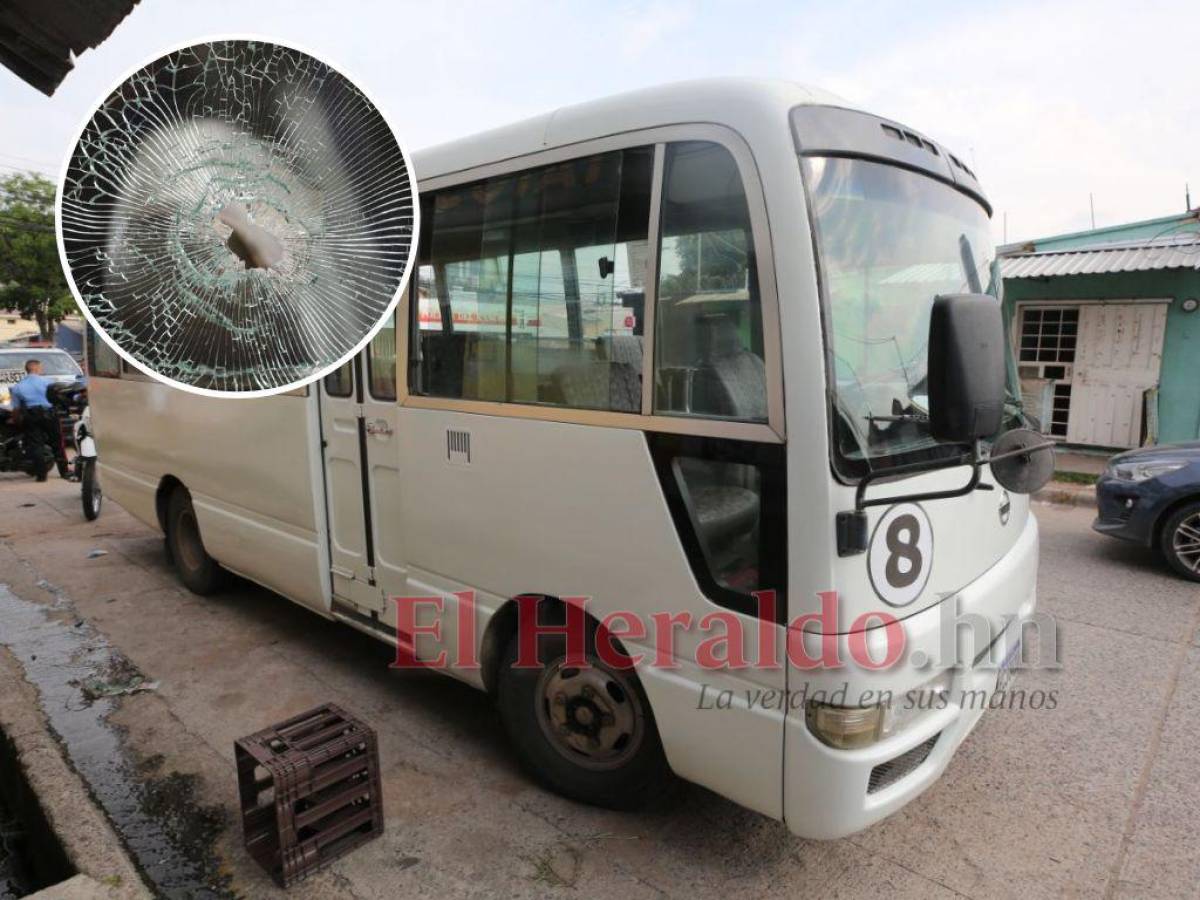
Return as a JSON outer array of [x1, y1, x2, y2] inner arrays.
[[1089, 193, 1096, 229]]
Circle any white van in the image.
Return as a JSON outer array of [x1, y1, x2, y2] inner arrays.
[[86, 79, 1038, 839]]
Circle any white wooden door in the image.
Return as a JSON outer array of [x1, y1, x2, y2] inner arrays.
[[1067, 302, 1168, 447]]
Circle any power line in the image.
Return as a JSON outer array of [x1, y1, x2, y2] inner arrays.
[[0, 150, 57, 169], [0, 161, 55, 177], [0, 186, 57, 207], [0, 216, 55, 233]]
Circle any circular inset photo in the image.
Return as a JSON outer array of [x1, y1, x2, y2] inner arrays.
[[57, 38, 417, 395]]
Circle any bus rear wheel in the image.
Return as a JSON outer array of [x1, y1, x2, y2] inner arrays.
[[496, 621, 672, 809], [166, 489, 227, 595]]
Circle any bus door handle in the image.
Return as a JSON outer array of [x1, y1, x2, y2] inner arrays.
[[365, 418, 393, 437]]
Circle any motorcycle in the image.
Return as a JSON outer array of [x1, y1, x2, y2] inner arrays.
[[72, 401, 102, 520], [0, 380, 84, 483]]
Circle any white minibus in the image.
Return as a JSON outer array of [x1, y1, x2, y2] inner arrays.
[[85, 79, 1039, 839]]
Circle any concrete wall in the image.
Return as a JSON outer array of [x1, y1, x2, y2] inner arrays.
[[1003, 269, 1200, 444]]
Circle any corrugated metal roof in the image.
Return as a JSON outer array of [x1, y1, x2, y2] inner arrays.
[[880, 263, 964, 285], [1001, 232, 1200, 279]]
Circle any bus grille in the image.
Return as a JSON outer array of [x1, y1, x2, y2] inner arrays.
[[867, 734, 940, 794]]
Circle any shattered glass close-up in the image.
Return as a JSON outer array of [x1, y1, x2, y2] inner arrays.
[[59, 39, 415, 393]]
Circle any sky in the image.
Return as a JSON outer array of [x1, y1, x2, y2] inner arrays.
[[1, 0, 1196, 244]]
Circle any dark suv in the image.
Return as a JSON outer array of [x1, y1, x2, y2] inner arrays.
[[1093, 442, 1200, 582]]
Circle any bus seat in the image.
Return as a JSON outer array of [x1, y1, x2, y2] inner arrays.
[[676, 456, 760, 550], [419, 330, 468, 398], [692, 316, 767, 420], [690, 483, 760, 546], [597, 334, 644, 371], [553, 361, 641, 412]]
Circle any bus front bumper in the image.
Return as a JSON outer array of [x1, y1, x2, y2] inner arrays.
[[782, 512, 1039, 840]]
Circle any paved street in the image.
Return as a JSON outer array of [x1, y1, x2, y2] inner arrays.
[[1, 474, 1198, 899]]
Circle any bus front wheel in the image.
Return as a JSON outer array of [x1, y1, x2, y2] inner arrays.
[[166, 489, 227, 595], [496, 620, 673, 809]]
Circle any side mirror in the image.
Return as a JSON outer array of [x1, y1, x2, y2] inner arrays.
[[927, 294, 1006, 443]]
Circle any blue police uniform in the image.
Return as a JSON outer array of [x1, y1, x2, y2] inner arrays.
[[10, 372, 59, 480], [10, 373, 54, 410]]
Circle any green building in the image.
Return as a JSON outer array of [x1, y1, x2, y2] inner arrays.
[[1000, 210, 1200, 449]]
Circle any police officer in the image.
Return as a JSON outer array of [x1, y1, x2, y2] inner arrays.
[[10, 359, 60, 481]]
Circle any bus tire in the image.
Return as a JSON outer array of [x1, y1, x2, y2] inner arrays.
[[496, 621, 673, 810], [165, 489, 227, 595], [81, 459, 102, 521], [1160, 501, 1200, 583]]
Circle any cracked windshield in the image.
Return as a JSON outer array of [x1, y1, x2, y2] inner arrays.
[[806, 155, 1003, 470]]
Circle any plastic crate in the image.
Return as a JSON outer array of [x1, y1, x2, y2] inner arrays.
[[235, 703, 384, 886]]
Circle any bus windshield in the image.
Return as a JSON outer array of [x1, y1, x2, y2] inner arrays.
[[805, 156, 1007, 475]]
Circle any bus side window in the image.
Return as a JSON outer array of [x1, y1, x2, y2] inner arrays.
[[674, 457, 764, 592], [367, 311, 396, 401], [647, 433, 787, 616], [412, 146, 653, 412], [86, 325, 121, 378], [653, 142, 766, 423], [324, 360, 353, 397]]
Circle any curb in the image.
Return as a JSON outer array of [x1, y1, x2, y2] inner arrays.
[[1032, 483, 1097, 509], [0, 647, 150, 900]]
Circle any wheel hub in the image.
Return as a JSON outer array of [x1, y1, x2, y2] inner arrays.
[[1174, 513, 1200, 573], [536, 660, 644, 771]]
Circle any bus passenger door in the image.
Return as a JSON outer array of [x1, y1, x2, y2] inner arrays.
[[318, 358, 381, 610], [361, 313, 407, 607]]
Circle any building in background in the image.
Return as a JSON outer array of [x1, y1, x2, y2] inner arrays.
[[52, 315, 84, 358], [0, 307, 39, 344], [1000, 210, 1200, 450]]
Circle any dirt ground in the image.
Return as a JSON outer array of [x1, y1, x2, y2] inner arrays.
[[1, 473, 1198, 899]]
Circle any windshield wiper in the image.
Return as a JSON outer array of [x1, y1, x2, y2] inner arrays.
[[867, 397, 928, 425], [959, 234, 982, 294]]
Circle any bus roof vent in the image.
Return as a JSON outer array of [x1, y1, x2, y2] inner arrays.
[[879, 123, 940, 158], [949, 154, 976, 179]]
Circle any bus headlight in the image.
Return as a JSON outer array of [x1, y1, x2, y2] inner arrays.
[[806, 670, 954, 750], [805, 703, 884, 749]]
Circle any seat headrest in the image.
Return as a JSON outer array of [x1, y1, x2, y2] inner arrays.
[[701, 315, 743, 358]]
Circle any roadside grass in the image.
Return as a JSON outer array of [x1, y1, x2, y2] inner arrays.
[[1053, 471, 1099, 486]]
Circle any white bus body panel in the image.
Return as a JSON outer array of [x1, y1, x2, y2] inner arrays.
[[785, 512, 1039, 838], [90, 377, 331, 615], [393, 407, 787, 816]]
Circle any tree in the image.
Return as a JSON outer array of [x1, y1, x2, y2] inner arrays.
[[0, 172, 74, 341], [659, 228, 749, 300]]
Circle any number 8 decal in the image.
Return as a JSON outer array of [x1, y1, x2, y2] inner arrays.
[[868, 503, 933, 607]]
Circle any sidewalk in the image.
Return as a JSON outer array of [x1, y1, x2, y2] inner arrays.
[[1033, 480, 1097, 509], [1054, 450, 1110, 476], [1030, 448, 1107, 509]]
